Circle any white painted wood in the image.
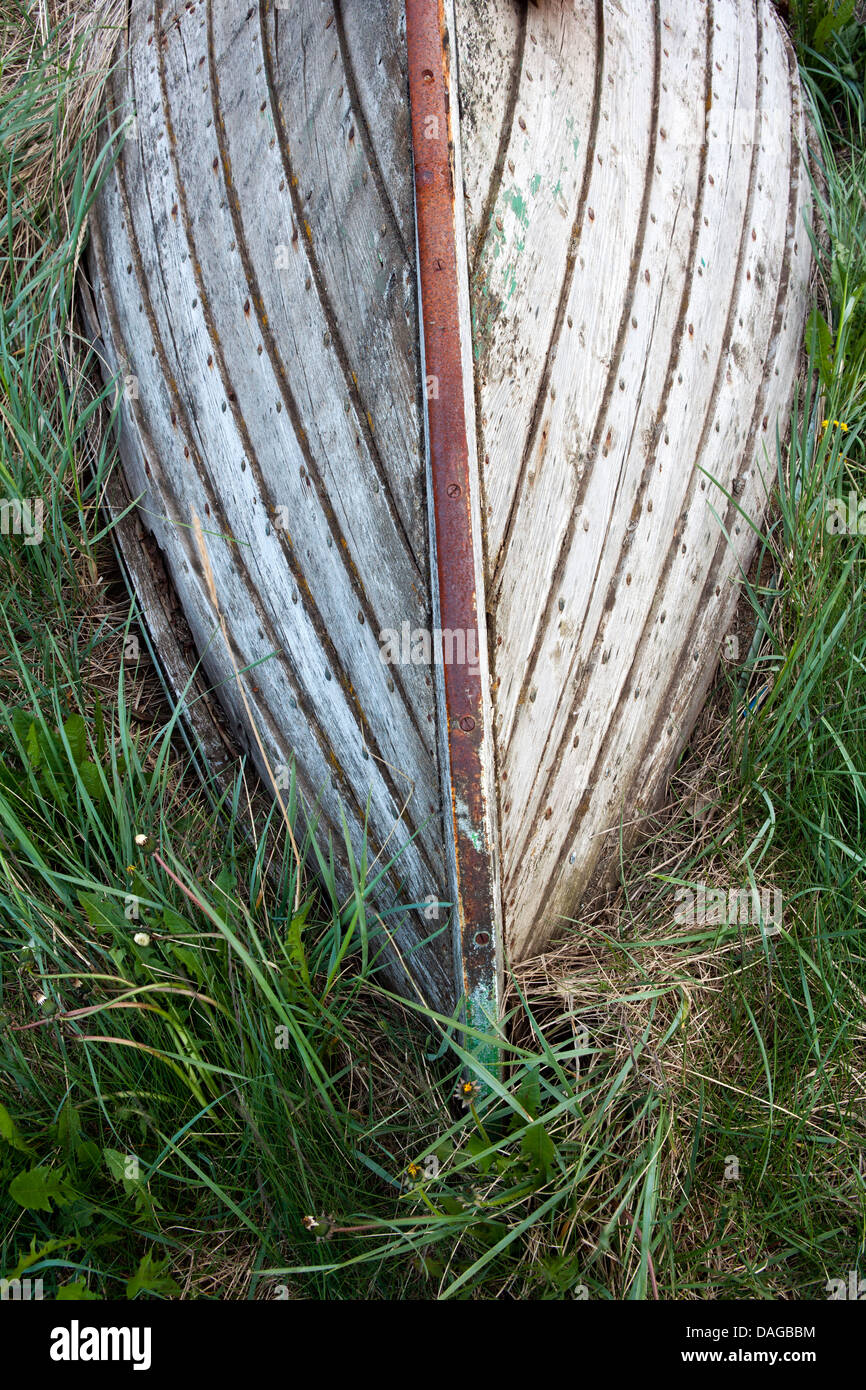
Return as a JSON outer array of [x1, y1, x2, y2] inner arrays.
[[87, 0, 812, 1001], [452, 0, 525, 267], [461, 0, 812, 957]]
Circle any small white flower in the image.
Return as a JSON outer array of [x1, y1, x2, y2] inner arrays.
[[133, 931, 150, 947], [134, 833, 148, 847]]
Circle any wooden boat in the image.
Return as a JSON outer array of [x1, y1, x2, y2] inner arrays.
[[84, 0, 812, 1028]]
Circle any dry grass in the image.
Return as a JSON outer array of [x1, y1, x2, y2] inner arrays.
[[1, 0, 124, 306]]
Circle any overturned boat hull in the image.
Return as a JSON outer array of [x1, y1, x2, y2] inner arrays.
[[85, 0, 812, 1019]]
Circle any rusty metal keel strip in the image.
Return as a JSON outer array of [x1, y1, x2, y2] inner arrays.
[[406, 0, 503, 1071]]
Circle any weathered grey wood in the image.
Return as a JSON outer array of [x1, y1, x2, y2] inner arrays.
[[88, 0, 453, 1011], [86, 0, 811, 1004]]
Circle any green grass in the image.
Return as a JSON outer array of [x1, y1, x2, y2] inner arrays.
[[0, 2, 864, 1300]]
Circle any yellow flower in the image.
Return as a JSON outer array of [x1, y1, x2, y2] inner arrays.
[[406, 1161, 422, 1182]]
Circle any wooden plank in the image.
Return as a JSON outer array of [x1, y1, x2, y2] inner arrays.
[[266, 0, 427, 564], [452, 0, 525, 268], [466, 0, 603, 582], [336, 0, 416, 259]]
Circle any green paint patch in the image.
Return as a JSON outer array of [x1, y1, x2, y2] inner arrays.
[[506, 186, 530, 229], [485, 219, 506, 260]]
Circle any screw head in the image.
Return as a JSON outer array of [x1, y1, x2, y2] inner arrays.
[[459, 715, 475, 732], [446, 482, 462, 499]]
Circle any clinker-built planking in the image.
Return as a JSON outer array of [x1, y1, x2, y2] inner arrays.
[[85, 0, 812, 1027]]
